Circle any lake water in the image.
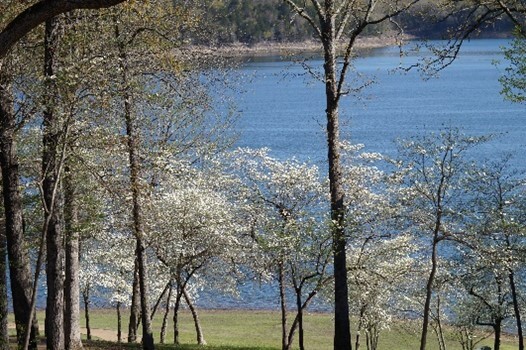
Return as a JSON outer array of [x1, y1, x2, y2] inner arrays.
[[195, 39, 526, 311], [234, 39, 526, 169]]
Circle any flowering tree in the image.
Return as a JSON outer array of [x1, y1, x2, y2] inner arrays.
[[459, 155, 526, 350], [233, 148, 331, 350], [338, 142, 417, 350], [393, 128, 487, 350], [146, 158, 244, 345]]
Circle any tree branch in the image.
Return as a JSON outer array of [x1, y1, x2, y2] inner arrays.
[[0, 0, 128, 59]]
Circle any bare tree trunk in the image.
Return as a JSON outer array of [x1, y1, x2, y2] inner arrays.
[[494, 319, 502, 350], [355, 305, 366, 350], [173, 281, 183, 345], [117, 302, 122, 343], [114, 17, 154, 350], [0, 221, 9, 350], [182, 287, 206, 345], [420, 238, 439, 350], [320, 4, 351, 348], [128, 261, 140, 343], [64, 165, 82, 350], [43, 16, 65, 350], [509, 270, 524, 350], [436, 296, 447, 350], [294, 287, 305, 350], [279, 262, 288, 350], [160, 282, 173, 344], [151, 282, 170, 321], [0, 62, 38, 350], [82, 287, 91, 341]]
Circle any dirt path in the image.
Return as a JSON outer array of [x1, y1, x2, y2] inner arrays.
[[81, 327, 118, 342]]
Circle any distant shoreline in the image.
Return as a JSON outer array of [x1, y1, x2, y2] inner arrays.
[[191, 35, 410, 59]]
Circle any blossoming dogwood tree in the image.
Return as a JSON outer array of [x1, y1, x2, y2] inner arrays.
[[233, 148, 331, 350]]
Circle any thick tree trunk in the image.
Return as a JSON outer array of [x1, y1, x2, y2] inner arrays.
[[183, 287, 206, 345], [420, 239, 439, 350], [0, 221, 9, 350], [509, 270, 524, 350], [43, 17, 65, 350], [320, 3, 351, 349], [128, 261, 140, 343], [64, 166, 83, 350], [0, 63, 38, 350], [134, 239, 155, 349]]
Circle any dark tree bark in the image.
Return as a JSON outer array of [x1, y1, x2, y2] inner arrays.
[[113, 18, 154, 350], [172, 282, 183, 345], [420, 236, 439, 350], [64, 165, 83, 350], [127, 261, 140, 343], [117, 302, 122, 343], [294, 286, 305, 350], [319, 3, 351, 349], [494, 319, 502, 350], [0, 0, 128, 59], [278, 262, 288, 350], [82, 287, 91, 341], [0, 220, 9, 350], [0, 62, 38, 350], [43, 17, 65, 350], [509, 270, 524, 350]]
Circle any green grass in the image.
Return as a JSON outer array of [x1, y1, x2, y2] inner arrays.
[[10, 309, 521, 349]]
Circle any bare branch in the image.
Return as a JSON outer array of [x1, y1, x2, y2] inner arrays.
[[284, 0, 323, 39]]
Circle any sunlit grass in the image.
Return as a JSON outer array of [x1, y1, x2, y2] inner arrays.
[[8, 309, 520, 349]]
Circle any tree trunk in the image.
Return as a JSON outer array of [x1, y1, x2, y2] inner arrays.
[[320, 3, 351, 349], [43, 17, 65, 350], [64, 165, 82, 350], [135, 239, 155, 349], [0, 62, 38, 350], [0, 221, 9, 350], [509, 270, 524, 350], [114, 17, 154, 350], [279, 262, 288, 350], [183, 287, 206, 345], [160, 282, 173, 344], [494, 319, 502, 350], [355, 305, 366, 350], [128, 261, 140, 343], [117, 302, 122, 343], [173, 282, 183, 345], [420, 238, 439, 350], [294, 287, 305, 350], [82, 287, 91, 341], [151, 282, 170, 321]]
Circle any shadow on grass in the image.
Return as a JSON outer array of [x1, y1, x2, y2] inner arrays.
[[84, 339, 277, 350]]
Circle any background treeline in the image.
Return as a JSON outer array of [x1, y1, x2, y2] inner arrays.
[[196, 0, 516, 45]]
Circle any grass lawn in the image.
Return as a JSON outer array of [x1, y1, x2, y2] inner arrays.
[[8, 309, 521, 349]]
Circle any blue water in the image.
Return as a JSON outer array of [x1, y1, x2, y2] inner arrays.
[[195, 39, 526, 311], [234, 39, 526, 169]]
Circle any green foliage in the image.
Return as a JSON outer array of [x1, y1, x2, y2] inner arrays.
[[500, 29, 526, 103]]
